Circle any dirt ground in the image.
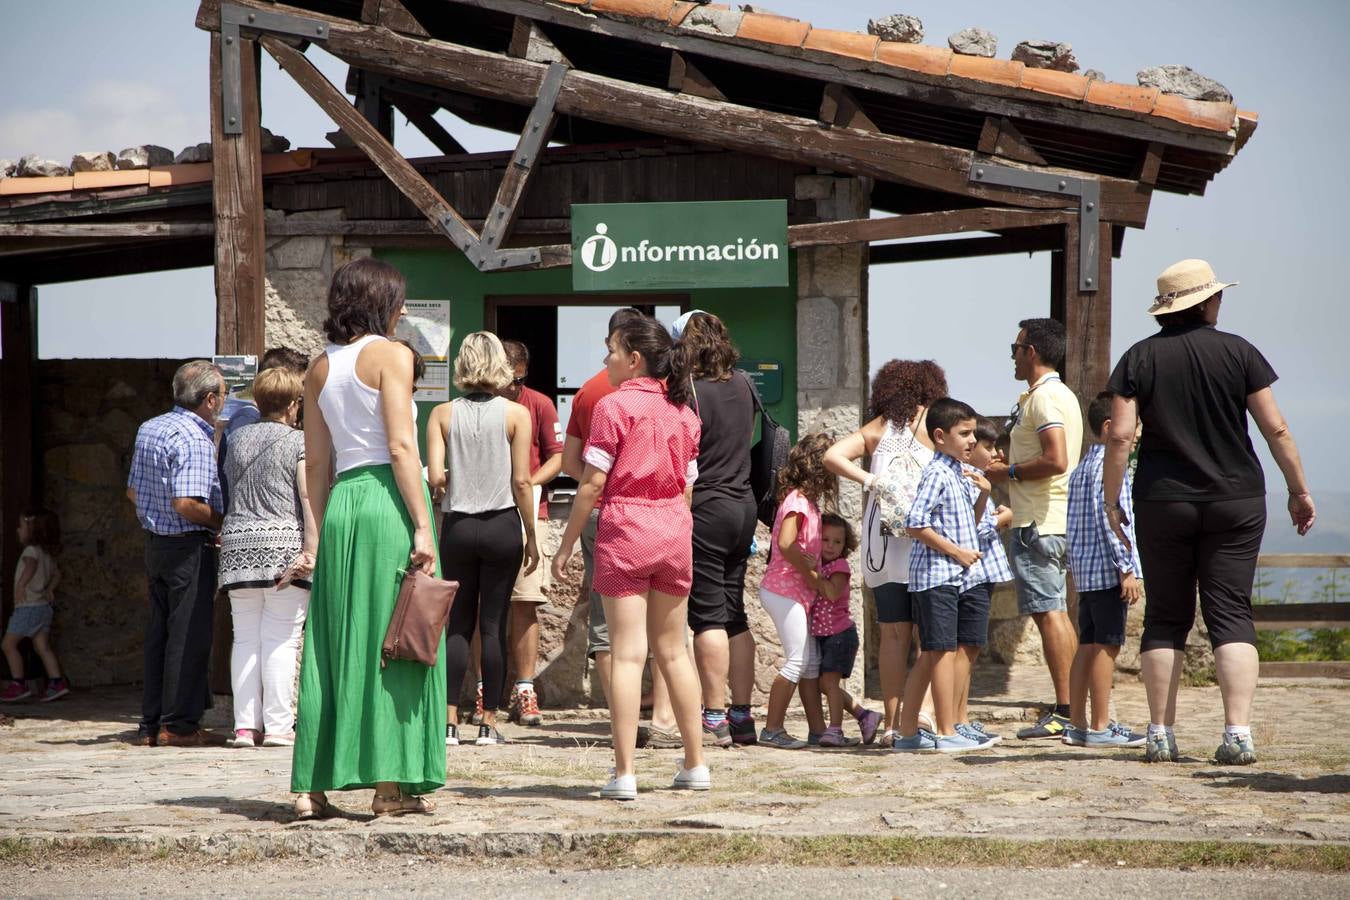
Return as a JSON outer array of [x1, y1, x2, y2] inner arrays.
[[1, 667, 1346, 856]]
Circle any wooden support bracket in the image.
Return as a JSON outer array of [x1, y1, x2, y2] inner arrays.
[[481, 61, 567, 253], [819, 84, 877, 132], [977, 117, 1047, 166], [509, 17, 570, 65], [669, 52, 726, 101]]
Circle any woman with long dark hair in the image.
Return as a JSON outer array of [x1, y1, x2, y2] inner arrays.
[[671, 311, 758, 747], [823, 360, 947, 744], [553, 314, 707, 800], [290, 258, 445, 819]]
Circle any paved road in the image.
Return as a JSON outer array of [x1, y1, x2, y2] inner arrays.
[[11, 861, 1349, 898]]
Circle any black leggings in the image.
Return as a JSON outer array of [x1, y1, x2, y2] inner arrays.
[[1135, 496, 1266, 651], [688, 494, 757, 636], [440, 507, 523, 710]]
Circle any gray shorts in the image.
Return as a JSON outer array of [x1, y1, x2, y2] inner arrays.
[[4, 603, 53, 638], [1010, 524, 1068, 615], [582, 509, 608, 657]]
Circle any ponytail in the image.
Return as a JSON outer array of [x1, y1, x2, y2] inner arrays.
[[610, 315, 692, 409]]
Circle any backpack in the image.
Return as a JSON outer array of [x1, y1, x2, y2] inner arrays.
[[744, 373, 791, 527], [869, 421, 926, 538]]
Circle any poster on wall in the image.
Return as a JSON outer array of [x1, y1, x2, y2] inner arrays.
[[395, 300, 451, 403]]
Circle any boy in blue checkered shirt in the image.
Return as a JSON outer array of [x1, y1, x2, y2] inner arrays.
[[950, 417, 1014, 746], [1065, 392, 1145, 749], [892, 398, 990, 754]]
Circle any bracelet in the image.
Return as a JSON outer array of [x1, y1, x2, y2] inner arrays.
[[1008, 464, 1018, 482], [1288, 490, 1310, 497]]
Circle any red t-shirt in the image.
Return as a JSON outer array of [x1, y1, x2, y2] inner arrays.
[[517, 385, 562, 518], [566, 370, 617, 509]]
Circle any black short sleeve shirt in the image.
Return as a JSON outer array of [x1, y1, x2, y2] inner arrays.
[[1107, 324, 1277, 502], [690, 374, 755, 505]]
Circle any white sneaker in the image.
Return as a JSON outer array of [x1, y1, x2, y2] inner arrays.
[[671, 760, 710, 791], [601, 773, 637, 801]]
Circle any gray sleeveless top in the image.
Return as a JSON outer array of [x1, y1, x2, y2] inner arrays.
[[443, 394, 514, 514]]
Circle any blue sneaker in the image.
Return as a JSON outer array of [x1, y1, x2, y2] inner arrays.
[[890, 730, 938, 753], [968, 721, 1002, 745], [1214, 732, 1257, 765], [934, 732, 986, 754], [954, 723, 997, 748], [1145, 730, 1178, 763], [1086, 722, 1146, 748], [1062, 726, 1088, 746]]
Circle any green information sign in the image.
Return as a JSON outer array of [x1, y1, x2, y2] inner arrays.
[[572, 200, 788, 291], [737, 358, 783, 405]]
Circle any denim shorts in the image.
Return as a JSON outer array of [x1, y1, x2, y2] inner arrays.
[[1010, 524, 1068, 614], [871, 582, 912, 624], [817, 625, 859, 678], [4, 604, 53, 638], [1078, 586, 1128, 646], [911, 584, 960, 651]]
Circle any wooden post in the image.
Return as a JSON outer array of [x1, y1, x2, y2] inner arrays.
[[210, 33, 266, 355], [1058, 219, 1113, 407], [0, 284, 36, 648]]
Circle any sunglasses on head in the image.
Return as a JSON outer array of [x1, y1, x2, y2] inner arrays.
[[510, 376, 527, 386]]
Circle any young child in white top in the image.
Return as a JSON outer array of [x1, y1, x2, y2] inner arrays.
[[1, 509, 69, 702]]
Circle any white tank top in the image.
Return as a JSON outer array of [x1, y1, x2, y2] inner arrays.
[[318, 334, 419, 474], [862, 418, 934, 588]]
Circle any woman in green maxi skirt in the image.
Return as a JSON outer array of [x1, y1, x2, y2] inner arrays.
[[286, 257, 445, 819]]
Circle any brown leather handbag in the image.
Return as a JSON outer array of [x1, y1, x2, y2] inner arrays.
[[381, 568, 458, 667]]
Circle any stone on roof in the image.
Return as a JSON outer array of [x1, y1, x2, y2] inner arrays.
[[0, 159, 15, 178], [1084, 69, 1106, 82], [16, 155, 70, 177], [116, 145, 174, 170], [174, 142, 213, 164], [948, 27, 997, 58], [1012, 40, 1079, 73], [71, 151, 116, 173], [868, 14, 922, 44], [1137, 65, 1233, 103]]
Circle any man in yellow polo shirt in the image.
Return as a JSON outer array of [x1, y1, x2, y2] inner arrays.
[[986, 318, 1083, 740]]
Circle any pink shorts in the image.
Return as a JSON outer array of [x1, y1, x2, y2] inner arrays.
[[591, 497, 693, 598]]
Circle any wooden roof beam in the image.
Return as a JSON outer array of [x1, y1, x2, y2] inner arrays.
[[509, 17, 570, 66], [388, 95, 469, 155], [360, 0, 428, 37], [211, 0, 1150, 225]]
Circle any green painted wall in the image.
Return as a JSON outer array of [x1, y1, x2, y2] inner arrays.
[[374, 247, 799, 455]]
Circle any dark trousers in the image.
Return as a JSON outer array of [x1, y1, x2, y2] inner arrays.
[[441, 508, 524, 711], [689, 494, 757, 636], [141, 532, 217, 736], [1135, 496, 1266, 651]]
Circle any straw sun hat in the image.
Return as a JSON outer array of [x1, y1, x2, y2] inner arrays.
[[1147, 258, 1239, 316]]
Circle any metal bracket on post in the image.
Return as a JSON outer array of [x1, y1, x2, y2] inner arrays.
[[220, 3, 330, 135], [969, 162, 1100, 291]]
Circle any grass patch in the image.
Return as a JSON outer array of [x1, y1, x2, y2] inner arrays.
[[764, 778, 841, 796], [569, 834, 1350, 872]]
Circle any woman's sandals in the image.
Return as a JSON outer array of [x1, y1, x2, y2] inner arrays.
[[293, 792, 339, 821], [371, 791, 437, 817]]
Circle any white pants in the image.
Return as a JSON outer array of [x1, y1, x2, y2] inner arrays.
[[228, 585, 309, 735], [758, 587, 819, 683]]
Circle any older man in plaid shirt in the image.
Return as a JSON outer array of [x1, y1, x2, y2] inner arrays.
[[126, 360, 227, 747], [1064, 391, 1145, 749]]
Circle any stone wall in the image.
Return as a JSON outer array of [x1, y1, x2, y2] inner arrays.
[[32, 359, 182, 686]]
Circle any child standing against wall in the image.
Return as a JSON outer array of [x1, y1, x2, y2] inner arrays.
[[1, 509, 70, 702]]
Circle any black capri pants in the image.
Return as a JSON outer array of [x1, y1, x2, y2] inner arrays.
[[440, 507, 524, 710], [688, 494, 757, 636], [1135, 496, 1266, 651]]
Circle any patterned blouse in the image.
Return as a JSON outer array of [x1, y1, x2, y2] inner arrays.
[[217, 421, 308, 591]]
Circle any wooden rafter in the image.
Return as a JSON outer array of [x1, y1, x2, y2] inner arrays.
[[669, 52, 726, 102], [481, 61, 567, 253], [509, 17, 570, 65], [819, 84, 877, 132], [788, 207, 1074, 248], [388, 95, 468, 155], [196, 0, 1152, 227]]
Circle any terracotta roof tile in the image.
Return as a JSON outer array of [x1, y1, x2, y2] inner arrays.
[[72, 170, 151, 191], [0, 176, 75, 196], [148, 163, 213, 187], [948, 55, 1025, 89], [666, 1, 699, 26], [587, 0, 674, 19], [1086, 81, 1160, 115], [735, 11, 810, 49], [1152, 94, 1237, 132], [801, 28, 879, 62], [1019, 68, 1091, 101], [874, 41, 952, 77]]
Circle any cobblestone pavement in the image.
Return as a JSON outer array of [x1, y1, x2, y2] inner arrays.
[[1, 667, 1347, 852]]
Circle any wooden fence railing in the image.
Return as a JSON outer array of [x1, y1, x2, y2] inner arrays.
[[1253, 554, 1350, 678]]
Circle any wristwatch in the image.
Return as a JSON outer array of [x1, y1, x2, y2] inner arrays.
[[1008, 464, 1019, 482]]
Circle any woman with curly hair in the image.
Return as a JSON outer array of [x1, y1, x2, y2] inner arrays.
[[823, 359, 947, 744], [755, 432, 839, 748], [671, 311, 759, 746]]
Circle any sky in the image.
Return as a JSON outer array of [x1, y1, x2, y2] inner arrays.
[[2, 0, 1346, 498]]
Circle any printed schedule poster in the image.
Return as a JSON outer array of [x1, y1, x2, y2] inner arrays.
[[396, 299, 452, 403]]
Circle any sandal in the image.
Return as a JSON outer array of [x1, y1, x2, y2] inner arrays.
[[372, 791, 437, 817], [293, 792, 336, 821]]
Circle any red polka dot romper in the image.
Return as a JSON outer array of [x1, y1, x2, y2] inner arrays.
[[583, 377, 701, 598]]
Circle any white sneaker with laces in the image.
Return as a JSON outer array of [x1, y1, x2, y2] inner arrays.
[[601, 773, 637, 801], [671, 759, 710, 791]]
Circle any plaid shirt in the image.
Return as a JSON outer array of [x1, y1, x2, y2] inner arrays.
[[964, 465, 1013, 586], [1067, 443, 1142, 590], [127, 406, 223, 535], [906, 453, 980, 592]]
